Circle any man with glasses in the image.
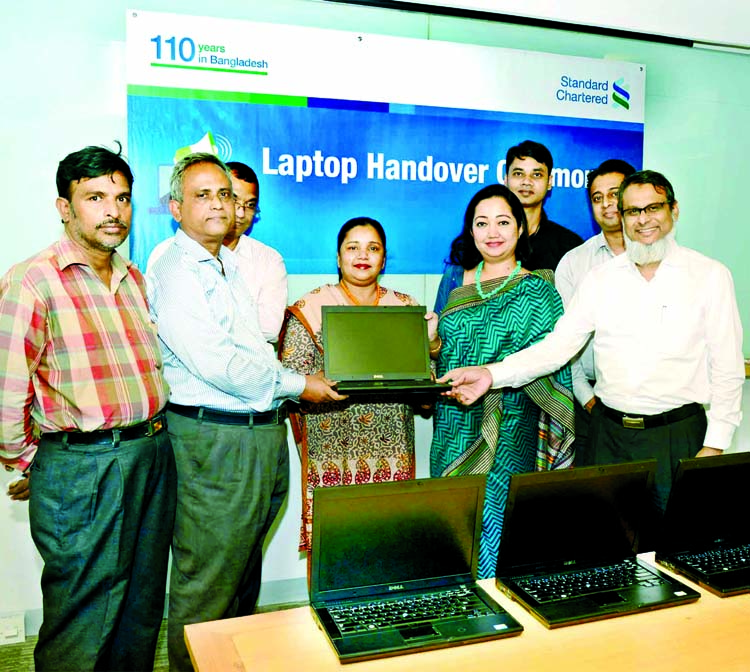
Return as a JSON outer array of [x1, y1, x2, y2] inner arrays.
[[439, 170, 744, 510], [555, 159, 635, 465], [225, 161, 287, 342]]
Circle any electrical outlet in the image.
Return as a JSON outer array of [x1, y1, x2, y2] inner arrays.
[[0, 613, 25, 645]]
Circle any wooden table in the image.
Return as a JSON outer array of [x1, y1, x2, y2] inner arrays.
[[186, 559, 750, 672]]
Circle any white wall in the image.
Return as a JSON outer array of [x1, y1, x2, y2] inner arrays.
[[1, 0, 748, 634]]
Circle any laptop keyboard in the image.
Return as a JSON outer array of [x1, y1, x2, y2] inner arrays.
[[514, 558, 667, 604], [674, 543, 750, 574], [328, 586, 493, 634]]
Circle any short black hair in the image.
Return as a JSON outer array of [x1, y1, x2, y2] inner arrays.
[[226, 161, 259, 187], [587, 159, 636, 192], [505, 140, 553, 173], [618, 170, 676, 212], [56, 142, 133, 200], [447, 183, 530, 270]]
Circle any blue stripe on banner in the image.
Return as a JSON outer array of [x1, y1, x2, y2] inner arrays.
[[307, 97, 390, 113]]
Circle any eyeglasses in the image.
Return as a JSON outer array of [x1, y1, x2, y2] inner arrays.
[[621, 201, 669, 220], [234, 197, 260, 215]]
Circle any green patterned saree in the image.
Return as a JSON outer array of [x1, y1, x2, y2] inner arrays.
[[431, 269, 574, 578]]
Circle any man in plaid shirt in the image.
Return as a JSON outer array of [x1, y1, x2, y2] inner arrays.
[[0, 144, 175, 672]]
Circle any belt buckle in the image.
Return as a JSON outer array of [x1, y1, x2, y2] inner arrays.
[[622, 415, 645, 430], [145, 417, 164, 436]]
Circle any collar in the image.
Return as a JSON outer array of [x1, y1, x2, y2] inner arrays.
[[174, 228, 238, 275], [54, 233, 130, 276], [619, 237, 684, 274]]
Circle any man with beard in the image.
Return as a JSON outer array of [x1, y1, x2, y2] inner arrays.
[[438, 170, 744, 510], [0, 144, 175, 671]]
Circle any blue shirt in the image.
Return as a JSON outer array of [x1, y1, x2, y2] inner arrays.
[[146, 229, 305, 412]]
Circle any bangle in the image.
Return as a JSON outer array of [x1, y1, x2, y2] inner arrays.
[[429, 336, 442, 356]]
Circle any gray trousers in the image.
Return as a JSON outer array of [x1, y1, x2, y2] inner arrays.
[[166, 411, 289, 672], [29, 430, 176, 672]]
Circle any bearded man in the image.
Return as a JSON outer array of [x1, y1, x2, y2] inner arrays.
[[439, 170, 745, 510]]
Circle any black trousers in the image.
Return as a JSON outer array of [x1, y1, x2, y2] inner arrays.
[[29, 431, 176, 672], [572, 398, 595, 467], [590, 402, 707, 512]]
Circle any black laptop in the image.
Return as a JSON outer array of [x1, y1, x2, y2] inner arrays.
[[494, 461, 700, 628], [309, 476, 523, 663], [655, 451, 750, 597], [322, 305, 451, 394]]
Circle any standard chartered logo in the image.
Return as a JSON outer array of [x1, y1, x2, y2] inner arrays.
[[612, 78, 631, 110]]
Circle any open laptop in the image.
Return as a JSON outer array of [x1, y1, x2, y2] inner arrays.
[[494, 461, 699, 628], [655, 451, 750, 597], [309, 476, 523, 663], [322, 305, 451, 394]]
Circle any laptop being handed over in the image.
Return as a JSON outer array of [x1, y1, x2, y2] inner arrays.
[[494, 461, 699, 628], [309, 476, 523, 663], [322, 305, 451, 394], [655, 451, 750, 597]]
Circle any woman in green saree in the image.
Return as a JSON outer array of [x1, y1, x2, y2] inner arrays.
[[431, 184, 575, 578]]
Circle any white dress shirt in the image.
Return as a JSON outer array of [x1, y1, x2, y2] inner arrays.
[[487, 240, 744, 450], [555, 232, 617, 406], [146, 230, 304, 413], [147, 234, 287, 343], [233, 235, 287, 342]]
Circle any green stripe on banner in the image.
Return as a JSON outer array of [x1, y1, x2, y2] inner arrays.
[[127, 84, 307, 107], [151, 62, 268, 76]]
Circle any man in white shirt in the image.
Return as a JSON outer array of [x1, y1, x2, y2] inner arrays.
[[440, 170, 744, 509], [225, 161, 287, 342], [147, 160, 287, 343], [556, 159, 635, 464], [147, 153, 343, 671]]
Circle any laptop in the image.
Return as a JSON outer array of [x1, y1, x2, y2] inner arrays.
[[322, 305, 451, 394], [494, 461, 700, 628], [309, 476, 523, 663], [655, 451, 750, 597]]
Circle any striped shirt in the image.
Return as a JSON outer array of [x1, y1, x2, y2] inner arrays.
[[146, 229, 304, 413], [0, 235, 169, 470]]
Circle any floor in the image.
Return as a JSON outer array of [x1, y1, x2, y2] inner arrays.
[[0, 621, 169, 672], [0, 602, 305, 671]]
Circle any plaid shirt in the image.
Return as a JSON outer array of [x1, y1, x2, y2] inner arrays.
[[0, 235, 169, 470]]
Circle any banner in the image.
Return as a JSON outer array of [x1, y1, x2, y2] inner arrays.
[[126, 10, 645, 274]]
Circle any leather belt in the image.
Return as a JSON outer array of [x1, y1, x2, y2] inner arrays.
[[43, 413, 167, 445], [601, 403, 702, 430], [167, 403, 287, 426]]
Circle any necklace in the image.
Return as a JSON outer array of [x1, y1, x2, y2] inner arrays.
[[474, 260, 522, 299], [338, 280, 381, 306]]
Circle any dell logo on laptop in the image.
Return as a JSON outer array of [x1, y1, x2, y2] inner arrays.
[[388, 584, 405, 591]]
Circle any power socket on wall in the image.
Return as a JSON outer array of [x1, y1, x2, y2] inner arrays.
[[0, 612, 25, 645]]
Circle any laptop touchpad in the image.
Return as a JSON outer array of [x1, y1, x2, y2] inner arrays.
[[590, 592, 627, 606], [399, 624, 440, 639]]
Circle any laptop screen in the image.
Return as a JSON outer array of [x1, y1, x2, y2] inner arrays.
[[496, 462, 656, 575], [322, 305, 430, 382], [659, 452, 750, 553], [311, 476, 485, 602]]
